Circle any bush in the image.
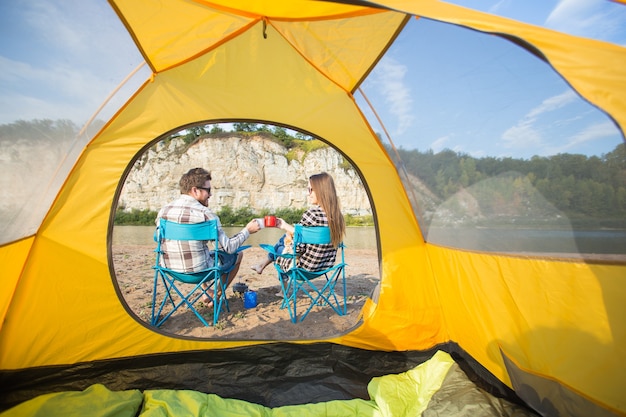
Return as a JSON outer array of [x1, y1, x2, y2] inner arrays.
[[114, 206, 372, 227], [345, 214, 374, 226], [218, 206, 256, 226], [114, 208, 159, 225]]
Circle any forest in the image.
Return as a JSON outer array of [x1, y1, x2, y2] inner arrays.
[[390, 143, 625, 227]]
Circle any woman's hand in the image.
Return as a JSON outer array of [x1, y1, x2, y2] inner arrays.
[[284, 231, 294, 246], [276, 217, 294, 234]]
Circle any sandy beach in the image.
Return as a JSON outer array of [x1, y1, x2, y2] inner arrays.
[[113, 246, 380, 339]]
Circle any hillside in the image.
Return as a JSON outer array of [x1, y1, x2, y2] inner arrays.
[[119, 134, 372, 215]]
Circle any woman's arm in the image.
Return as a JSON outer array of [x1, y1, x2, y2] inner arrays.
[[276, 218, 295, 234]]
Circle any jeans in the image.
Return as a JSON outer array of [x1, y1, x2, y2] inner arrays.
[[268, 234, 287, 261], [214, 251, 237, 270]]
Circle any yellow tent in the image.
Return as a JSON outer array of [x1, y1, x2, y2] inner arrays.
[[1, 1, 625, 416]]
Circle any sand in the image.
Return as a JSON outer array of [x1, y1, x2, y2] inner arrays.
[[112, 246, 380, 339]]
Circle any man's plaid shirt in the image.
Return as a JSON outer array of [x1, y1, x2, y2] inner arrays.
[[156, 195, 249, 273]]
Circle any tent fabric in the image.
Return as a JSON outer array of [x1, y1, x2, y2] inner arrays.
[[0, 342, 518, 413], [0, 384, 143, 417], [367, 350, 455, 416], [1, 1, 625, 416], [423, 361, 535, 417], [0, 351, 538, 417], [500, 349, 619, 417], [140, 391, 374, 417]]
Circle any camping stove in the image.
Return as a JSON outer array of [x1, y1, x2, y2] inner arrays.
[[233, 282, 248, 298]]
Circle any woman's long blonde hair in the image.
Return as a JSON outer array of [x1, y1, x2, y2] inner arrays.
[[309, 172, 346, 247]]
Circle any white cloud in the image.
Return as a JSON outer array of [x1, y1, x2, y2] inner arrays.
[[0, 57, 37, 83], [23, 1, 86, 54], [488, 0, 508, 14], [501, 90, 576, 150], [527, 90, 577, 118], [546, 0, 626, 44], [501, 120, 544, 150], [0, 92, 79, 124], [430, 135, 450, 153], [373, 57, 414, 136], [0, 0, 145, 125], [549, 121, 619, 153], [0, 55, 114, 124], [500, 88, 622, 156]]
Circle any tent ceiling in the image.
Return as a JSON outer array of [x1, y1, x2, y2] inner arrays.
[[111, 0, 408, 92], [110, 0, 626, 137]]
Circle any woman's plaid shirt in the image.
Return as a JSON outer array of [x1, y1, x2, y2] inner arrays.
[[276, 206, 338, 272]]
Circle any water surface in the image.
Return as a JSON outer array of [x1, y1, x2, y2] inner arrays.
[[113, 225, 378, 250], [113, 225, 626, 257]]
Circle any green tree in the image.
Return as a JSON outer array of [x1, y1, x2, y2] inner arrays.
[[182, 126, 207, 144], [272, 126, 293, 148], [0, 118, 78, 143], [208, 124, 225, 134], [233, 122, 258, 132], [616, 187, 626, 212]]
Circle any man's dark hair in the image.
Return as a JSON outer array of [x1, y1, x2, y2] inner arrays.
[[179, 168, 212, 193]]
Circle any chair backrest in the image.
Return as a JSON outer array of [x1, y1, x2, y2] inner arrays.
[[157, 218, 218, 241], [284, 224, 347, 323], [154, 219, 221, 271], [152, 218, 224, 327], [293, 224, 331, 245], [292, 224, 345, 268]]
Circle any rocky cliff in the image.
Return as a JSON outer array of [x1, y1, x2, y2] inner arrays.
[[119, 134, 372, 215]]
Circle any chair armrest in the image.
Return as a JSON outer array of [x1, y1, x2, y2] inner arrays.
[[260, 244, 298, 262], [215, 245, 251, 258], [259, 243, 278, 257]]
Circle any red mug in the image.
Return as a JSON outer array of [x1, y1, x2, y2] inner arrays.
[[264, 215, 277, 227]]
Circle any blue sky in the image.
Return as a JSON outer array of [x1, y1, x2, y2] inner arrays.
[[0, 1, 146, 129], [359, 0, 626, 159], [1, 0, 625, 160]]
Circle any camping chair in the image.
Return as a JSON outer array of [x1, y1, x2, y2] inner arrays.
[[260, 224, 347, 323], [151, 218, 249, 327]]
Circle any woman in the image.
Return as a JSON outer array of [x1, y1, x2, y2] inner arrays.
[[252, 172, 346, 274]]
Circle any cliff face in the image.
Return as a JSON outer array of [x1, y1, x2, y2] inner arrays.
[[119, 135, 372, 215]]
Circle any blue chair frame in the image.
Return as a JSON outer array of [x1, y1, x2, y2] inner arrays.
[[260, 224, 347, 323], [151, 218, 249, 327]]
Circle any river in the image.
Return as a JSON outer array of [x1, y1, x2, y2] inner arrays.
[[426, 227, 626, 255], [113, 225, 626, 256], [113, 225, 378, 250]]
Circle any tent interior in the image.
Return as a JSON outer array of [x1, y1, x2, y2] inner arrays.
[[1, 1, 625, 416]]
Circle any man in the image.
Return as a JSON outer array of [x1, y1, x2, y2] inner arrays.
[[156, 167, 260, 304]]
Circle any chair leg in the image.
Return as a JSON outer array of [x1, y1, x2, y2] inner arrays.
[[211, 252, 244, 325], [276, 267, 348, 324], [293, 267, 347, 322], [278, 275, 298, 323], [212, 273, 232, 326], [151, 270, 159, 326], [297, 279, 321, 322], [155, 280, 212, 327], [213, 275, 222, 326], [152, 271, 178, 326], [341, 267, 347, 315]]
